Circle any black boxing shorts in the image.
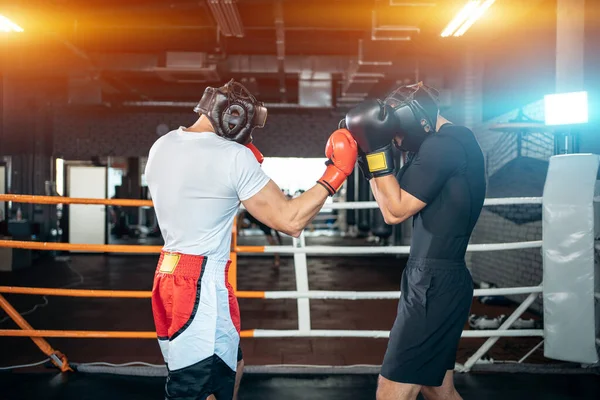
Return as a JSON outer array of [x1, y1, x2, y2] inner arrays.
[[381, 257, 473, 387]]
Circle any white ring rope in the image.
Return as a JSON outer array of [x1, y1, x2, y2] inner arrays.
[[242, 241, 542, 255], [261, 286, 543, 300], [319, 197, 542, 210], [0, 358, 51, 371], [251, 329, 544, 338]]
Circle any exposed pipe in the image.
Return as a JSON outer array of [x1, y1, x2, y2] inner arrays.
[[217, 1, 235, 35], [415, 58, 420, 82], [206, 1, 229, 36], [83, 25, 366, 32], [217, 1, 235, 36], [350, 79, 379, 84], [222, 0, 244, 37], [340, 92, 369, 98], [371, 10, 418, 41], [274, 0, 286, 103], [357, 39, 392, 67], [207, 0, 233, 37], [230, 0, 245, 37], [220, 1, 236, 34], [337, 97, 367, 103], [120, 101, 332, 109]]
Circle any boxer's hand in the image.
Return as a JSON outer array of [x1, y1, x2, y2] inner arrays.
[[345, 99, 398, 178], [317, 129, 358, 195], [356, 149, 373, 181], [245, 143, 264, 165]]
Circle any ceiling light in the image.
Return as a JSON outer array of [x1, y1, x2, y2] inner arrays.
[[440, 0, 495, 38], [454, 0, 495, 37], [441, 1, 479, 37], [0, 15, 24, 32]]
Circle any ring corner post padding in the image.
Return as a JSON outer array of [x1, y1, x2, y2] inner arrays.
[[542, 154, 600, 364]]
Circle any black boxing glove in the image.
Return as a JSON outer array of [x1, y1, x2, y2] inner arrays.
[[356, 148, 373, 181], [345, 99, 399, 178]]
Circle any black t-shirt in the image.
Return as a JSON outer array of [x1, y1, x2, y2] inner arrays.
[[397, 124, 486, 260]]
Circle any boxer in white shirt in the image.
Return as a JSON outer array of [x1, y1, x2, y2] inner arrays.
[[145, 79, 357, 400]]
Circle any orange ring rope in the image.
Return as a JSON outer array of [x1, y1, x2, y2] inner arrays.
[[0, 240, 163, 253], [0, 294, 72, 371], [0, 193, 262, 366], [235, 291, 266, 299], [0, 330, 158, 339], [0, 329, 255, 338], [0, 286, 266, 299], [235, 246, 265, 253], [0, 194, 153, 207], [0, 287, 152, 298]]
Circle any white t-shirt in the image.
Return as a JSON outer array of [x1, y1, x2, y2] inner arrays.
[[145, 127, 270, 260]]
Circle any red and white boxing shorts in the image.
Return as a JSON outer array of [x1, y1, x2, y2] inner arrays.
[[151, 252, 242, 399]]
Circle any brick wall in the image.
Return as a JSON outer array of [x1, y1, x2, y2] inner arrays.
[[53, 107, 342, 159], [53, 108, 195, 159]]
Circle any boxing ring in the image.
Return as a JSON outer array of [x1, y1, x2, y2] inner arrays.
[[0, 154, 598, 386]]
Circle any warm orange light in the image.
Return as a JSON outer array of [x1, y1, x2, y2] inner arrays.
[[0, 14, 24, 32], [441, 0, 495, 38]]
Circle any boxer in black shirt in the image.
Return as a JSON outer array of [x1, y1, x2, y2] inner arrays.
[[344, 82, 486, 400]]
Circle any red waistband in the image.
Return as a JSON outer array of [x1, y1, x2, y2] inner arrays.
[[156, 251, 206, 277]]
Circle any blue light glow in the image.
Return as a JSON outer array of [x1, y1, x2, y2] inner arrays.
[[544, 91, 588, 126]]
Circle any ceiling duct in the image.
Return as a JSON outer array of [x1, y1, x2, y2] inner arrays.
[[228, 55, 350, 74], [228, 55, 279, 74], [207, 0, 244, 38], [153, 52, 220, 83], [121, 100, 330, 109], [91, 53, 351, 76]]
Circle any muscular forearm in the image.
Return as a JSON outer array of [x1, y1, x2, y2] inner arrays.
[[284, 184, 330, 236], [370, 176, 410, 224]]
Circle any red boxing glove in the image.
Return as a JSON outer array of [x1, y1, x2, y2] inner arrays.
[[318, 129, 358, 195], [245, 143, 264, 165]]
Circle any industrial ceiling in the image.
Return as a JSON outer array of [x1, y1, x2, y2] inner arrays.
[[1, 0, 544, 108]]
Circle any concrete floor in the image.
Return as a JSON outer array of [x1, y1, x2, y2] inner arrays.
[[2, 372, 600, 400]]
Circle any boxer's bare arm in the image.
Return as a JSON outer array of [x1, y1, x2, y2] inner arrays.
[[242, 180, 329, 238], [370, 175, 426, 225]]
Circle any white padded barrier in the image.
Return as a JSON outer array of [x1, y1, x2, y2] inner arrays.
[[542, 154, 600, 364]]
